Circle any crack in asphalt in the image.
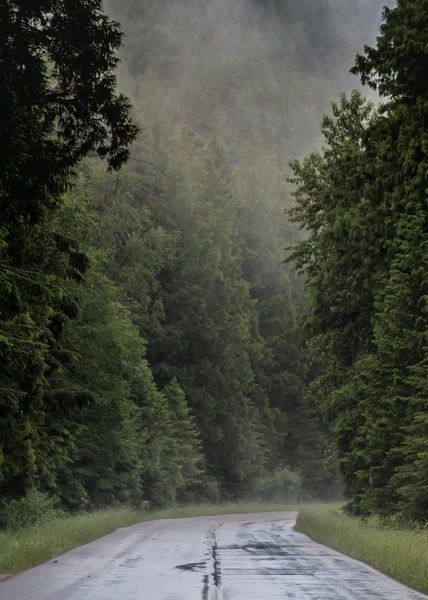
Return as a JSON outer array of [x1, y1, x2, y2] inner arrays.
[[202, 574, 210, 600], [206, 525, 223, 600]]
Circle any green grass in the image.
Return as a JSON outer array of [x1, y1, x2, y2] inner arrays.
[[0, 502, 296, 575], [296, 504, 428, 595], [149, 501, 297, 520]]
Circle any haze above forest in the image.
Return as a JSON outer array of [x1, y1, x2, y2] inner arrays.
[[109, 0, 388, 162]]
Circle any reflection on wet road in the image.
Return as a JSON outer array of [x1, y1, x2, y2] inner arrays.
[[1, 512, 427, 600]]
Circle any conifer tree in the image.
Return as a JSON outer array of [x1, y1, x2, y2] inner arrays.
[[288, 1, 428, 518], [0, 0, 137, 500]]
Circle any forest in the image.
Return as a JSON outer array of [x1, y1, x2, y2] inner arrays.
[[2, 0, 428, 526]]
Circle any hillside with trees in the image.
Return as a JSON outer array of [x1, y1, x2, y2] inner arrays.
[[6, 0, 427, 528]]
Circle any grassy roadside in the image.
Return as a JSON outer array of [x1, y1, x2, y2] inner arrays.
[[296, 504, 428, 595], [0, 502, 296, 575]]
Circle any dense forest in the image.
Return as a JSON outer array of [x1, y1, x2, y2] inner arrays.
[[288, 1, 428, 522], [4, 0, 428, 525]]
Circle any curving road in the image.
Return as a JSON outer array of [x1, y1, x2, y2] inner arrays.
[[1, 512, 426, 600]]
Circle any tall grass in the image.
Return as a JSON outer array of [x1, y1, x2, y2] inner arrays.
[[0, 502, 296, 575], [296, 504, 428, 595], [0, 509, 143, 575], [150, 501, 297, 520]]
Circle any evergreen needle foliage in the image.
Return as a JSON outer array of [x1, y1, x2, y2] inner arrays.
[[287, 0, 428, 522]]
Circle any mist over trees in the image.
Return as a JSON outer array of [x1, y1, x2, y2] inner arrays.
[[5, 0, 427, 525]]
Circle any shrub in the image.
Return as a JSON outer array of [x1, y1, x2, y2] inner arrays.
[[252, 468, 301, 502], [178, 475, 222, 506], [3, 491, 65, 531]]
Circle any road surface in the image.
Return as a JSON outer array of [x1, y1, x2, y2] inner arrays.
[[1, 511, 426, 600]]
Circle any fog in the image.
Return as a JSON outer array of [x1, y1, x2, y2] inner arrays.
[[107, 0, 388, 165], [99, 0, 393, 309]]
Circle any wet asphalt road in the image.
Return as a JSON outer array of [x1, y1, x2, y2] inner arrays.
[[1, 511, 427, 600]]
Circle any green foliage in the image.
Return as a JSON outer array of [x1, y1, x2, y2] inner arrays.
[[60, 105, 328, 504], [58, 266, 144, 508], [288, 1, 428, 522], [49, 180, 204, 510], [252, 468, 302, 503], [1, 0, 345, 518], [2, 491, 64, 532], [352, 0, 428, 99], [0, 0, 136, 504], [140, 127, 270, 496]]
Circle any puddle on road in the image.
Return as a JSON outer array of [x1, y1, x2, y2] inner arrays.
[[118, 556, 143, 569], [175, 562, 206, 573]]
